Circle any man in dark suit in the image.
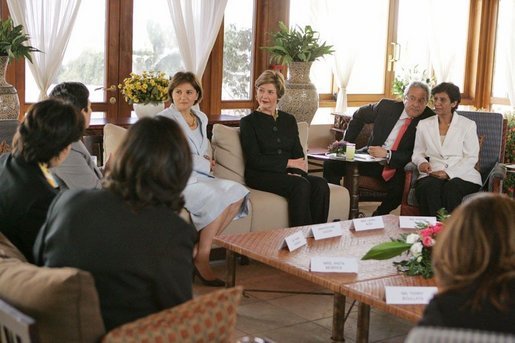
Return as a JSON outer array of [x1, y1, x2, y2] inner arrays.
[[323, 81, 435, 215]]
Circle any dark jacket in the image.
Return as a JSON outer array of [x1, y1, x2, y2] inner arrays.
[[34, 188, 197, 331], [240, 110, 304, 177], [0, 153, 58, 263], [344, 99, 434, 169], [418, 284, 515, 334]]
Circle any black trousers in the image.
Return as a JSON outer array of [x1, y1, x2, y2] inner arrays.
[[323, 159, 405, 215], [245, 172, 330, 227], [415, 176, 481, 216]]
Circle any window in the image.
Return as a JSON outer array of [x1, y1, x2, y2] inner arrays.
[[132, 0, 181, 74]]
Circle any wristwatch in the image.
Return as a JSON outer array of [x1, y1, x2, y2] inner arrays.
[[386, 150, 392, 162]]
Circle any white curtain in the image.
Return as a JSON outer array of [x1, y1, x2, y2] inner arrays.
[[506, 1, 515, 107], [7, 0, 81, 100], [317, 0, 371, 113], [426, 0, 469, 83], [166, 0, 227, 79]]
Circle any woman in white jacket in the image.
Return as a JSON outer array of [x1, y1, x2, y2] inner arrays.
[[412, 82, 481, 216]]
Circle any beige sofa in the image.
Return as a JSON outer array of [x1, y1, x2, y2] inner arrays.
[[103, 121, 350, 234], [211, 122, 349, 234]]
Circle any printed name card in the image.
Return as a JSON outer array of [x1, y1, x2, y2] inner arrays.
[[282, 231, 307, 252], [399, 216, 437, 229], [385, 286, 438, 304], [310, 257, 359, 273], [308, 222, 343, 240], [352, 216, 384, 231]]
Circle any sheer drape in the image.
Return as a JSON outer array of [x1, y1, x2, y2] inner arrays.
[[506, 1, 515, 107], [318, 0, 378, 113], [426, 0, 469, 83], [166, 0, 227, 79], [7, 0, 81, 100]]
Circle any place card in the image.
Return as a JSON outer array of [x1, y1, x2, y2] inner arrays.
[[352, 216, 384, 231], [399, 216, 437, 229], [307, 222, 343, 240], [310, 257, 358, 273], [385, 286, 438, 304], [281, 231, 307, 252]]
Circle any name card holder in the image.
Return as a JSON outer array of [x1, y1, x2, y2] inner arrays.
[[310, 257, 358, 273], [281, 231, 307, 252], [399, 216, 437, 229], [385, 286, 438, 304], [352, 216, 385, 231], [307, 222, 343, 240]]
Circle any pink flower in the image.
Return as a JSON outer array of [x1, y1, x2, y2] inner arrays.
[[432, 222, 443, 235], [420, 228, 433, 238], [422, 236, 435, 247]]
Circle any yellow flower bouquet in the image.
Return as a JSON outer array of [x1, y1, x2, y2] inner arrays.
[[118, 71, 169, 105]]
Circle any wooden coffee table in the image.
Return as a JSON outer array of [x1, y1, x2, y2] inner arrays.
[[214, 215, 435, 343]]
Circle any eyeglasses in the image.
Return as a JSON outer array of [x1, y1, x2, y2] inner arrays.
[[405, 95, 428, 105]]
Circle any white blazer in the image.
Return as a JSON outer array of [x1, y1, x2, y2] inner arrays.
[[412, 113, 482, 186], [158, 106, 212, 177]]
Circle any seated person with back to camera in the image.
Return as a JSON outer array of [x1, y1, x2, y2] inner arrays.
[[323, 81, 435, 216]]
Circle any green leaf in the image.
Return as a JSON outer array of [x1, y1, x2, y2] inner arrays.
[[361, 241, 412, 260]]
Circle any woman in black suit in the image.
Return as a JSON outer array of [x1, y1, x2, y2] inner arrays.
[[0, 99, 84, 262], [34, 116, 198, 331], [418, 193, 515, 333], [240, 70, 329, 226]]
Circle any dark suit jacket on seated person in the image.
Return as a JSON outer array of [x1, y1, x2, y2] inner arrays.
[[0, 153, 59, 263], [323, 99, 434, 215], [240, 110, 329, 227], [34, 189, 198, 331]]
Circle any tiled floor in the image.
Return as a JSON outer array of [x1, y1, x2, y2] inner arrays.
[[194, 203, 414, 343]]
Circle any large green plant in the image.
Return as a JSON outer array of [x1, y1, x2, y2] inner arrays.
[[262, 21, 334, 65], [0, 18, 40, 63]]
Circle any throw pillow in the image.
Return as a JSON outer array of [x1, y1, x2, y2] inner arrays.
[[103, 124, 128, 164], [103, 286, 243, 343], [211, 124, 245, 184], [0, 258, 105, 343], [0, 140, 11, 154], [0, 232, 27, 261]]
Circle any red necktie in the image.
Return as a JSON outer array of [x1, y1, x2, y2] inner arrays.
[[382, 117, 412, 181]]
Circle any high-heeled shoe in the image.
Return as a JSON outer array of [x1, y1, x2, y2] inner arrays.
[[193, 268, 225, 287]]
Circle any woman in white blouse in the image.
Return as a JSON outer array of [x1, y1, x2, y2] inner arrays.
[[411, 82, 481, 216]]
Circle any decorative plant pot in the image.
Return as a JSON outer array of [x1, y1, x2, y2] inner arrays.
[[0, 56, 20, 120], [278, 61, 318, 124], [133, 102, 165, 119]]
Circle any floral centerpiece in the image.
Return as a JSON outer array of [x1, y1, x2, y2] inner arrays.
[[327, 140, 347, 155], [118, 71, 169, 105], [362, 210, 449, 278]]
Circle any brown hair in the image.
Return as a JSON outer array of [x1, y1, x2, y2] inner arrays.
[[12, 98, 84, 164], [168, 71, 203, 105], [432, 193, 515, 311], [255, 70, 286, 99], [103, 116, 192, 212]]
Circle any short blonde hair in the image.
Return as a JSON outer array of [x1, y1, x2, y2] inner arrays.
[[255, 70, 286, 99], [432, 193, 515, 311]]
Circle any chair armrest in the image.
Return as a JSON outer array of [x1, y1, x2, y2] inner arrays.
[[488, 163, 506, 193]]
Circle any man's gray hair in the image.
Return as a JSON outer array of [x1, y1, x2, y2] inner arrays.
[[404, 81, 430, 101]]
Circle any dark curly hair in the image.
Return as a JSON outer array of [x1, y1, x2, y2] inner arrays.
[[12, 98, 84, 164], [49, 82, 90, 111], [168, 71, 203, 105], [103, 116, 192, 212]]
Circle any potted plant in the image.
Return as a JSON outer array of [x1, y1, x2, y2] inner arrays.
[[262, 21, 334, 66], [0, 18, 40, 120], [261, 21, 334, 123], [118, 70, 169, 118]]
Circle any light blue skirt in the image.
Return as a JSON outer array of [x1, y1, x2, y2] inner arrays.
[[183, 173, 249, 230]]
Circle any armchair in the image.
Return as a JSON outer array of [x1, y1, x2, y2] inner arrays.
[[401, 111, 508, 216]]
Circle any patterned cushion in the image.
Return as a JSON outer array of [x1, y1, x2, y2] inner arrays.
[[0, 140, 11, 154], [103, 286, 243, 343]]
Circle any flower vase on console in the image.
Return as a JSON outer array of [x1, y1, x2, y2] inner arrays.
[[133, 102, 165, 119]]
